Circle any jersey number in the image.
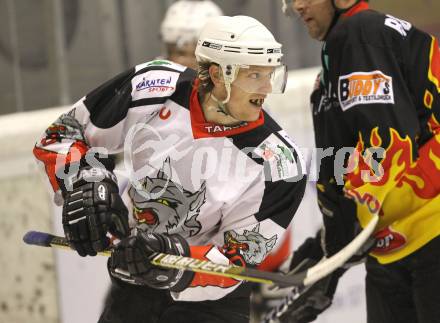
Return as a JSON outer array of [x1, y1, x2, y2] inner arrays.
[[384, 15, 411, 37]]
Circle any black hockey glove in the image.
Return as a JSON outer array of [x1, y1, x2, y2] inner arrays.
[[61, 166, 129, 257], [109, 232, 194, 292], [317, 180, 362, 257], [282, 232, 345, 323]]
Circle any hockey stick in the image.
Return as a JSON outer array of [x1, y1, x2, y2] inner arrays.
[[262, 214, 379, 323], [23, 214, 377, 289], [23, 230, 301, 286], [262, 284, 315, 323]]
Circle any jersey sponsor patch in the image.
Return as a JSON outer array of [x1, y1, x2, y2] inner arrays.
[[338, 71, 394, 111], [373, 226, 407, 254], [277, 130, 306, 174], [255, 133, 298, 181], [131, 70, 179, 99]]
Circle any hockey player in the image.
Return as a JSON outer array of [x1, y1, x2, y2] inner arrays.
[[160, 0, 223, 70], [33, 15, 306, 323], [161, 2, 293, 281], [278, 0, 440, 322]]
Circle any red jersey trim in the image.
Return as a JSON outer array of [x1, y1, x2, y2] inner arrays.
[[189, 80, 265, 139], [33, 141, 89, 192], [189, 245, 240, 288], [258, 230, 292, 272], [342, 1, 369, 18]]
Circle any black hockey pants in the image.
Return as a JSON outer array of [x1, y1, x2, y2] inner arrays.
[[366, 235, 440, 323], [98, 280, 250, 323]]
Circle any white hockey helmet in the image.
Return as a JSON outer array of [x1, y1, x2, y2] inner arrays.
[[195, 15, 287, 102], [160, 0, 223, 48]]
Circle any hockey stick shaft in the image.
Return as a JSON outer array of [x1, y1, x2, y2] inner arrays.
[[302, 213, 378, 286], [22, 230, 301, 286], [262, 213, 379, 322], [23, 214, 377, 289]]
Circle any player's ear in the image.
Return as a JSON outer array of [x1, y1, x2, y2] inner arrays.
[[208, 64, 224, 86]]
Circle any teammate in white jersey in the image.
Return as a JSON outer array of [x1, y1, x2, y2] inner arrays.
[[160, 0, 223, 70], [34, 15, 306, 322]]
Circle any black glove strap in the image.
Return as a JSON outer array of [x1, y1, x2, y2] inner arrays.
[[110, 233, 194, 292], [166, 234, 194, 292], [61, 165, 128, 257]]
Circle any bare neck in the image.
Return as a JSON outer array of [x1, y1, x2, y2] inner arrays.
[[200, 93, 242, 126]]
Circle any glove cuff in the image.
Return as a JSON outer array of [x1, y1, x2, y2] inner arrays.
[[56, 153, 116, 195], [289, 231, 324, 271], [166, 234, 195, 292], [107, 258, 143, 287]]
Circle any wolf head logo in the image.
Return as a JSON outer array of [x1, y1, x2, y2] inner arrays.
[[129, 157, 206, 237], [42, 109, 85, 146], [224, 224, 277, 265]]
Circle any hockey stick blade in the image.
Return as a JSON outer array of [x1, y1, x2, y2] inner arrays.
[[262, 213, 379, 323]]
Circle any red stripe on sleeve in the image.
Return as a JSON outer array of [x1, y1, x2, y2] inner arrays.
[[189, 245, 240, 288], [258, 230, 292, 272], [33, 141, 89, 192]]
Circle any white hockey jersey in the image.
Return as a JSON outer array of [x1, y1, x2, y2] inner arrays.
[[34, 60, 307, 302]]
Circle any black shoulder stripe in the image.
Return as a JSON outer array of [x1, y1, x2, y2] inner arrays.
[[84, 66, 197, 129], [227, 109, 307, 228], [170, 68, 197, 110], [262, 112, 283, 133], [228, 132, 265, 167], [255, 175, 307, 228], [84, 67, 136, 129], [131, 97, 168, 108]]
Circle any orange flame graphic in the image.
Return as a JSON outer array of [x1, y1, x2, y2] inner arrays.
[[400, 116, 440, 199], [428, 36, 440, 92], [346, 127, 413, 191], [346, 124, 440, 200]]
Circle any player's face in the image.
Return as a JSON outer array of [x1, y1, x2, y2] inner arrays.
[[166, 43, 198, 69], [291, 0, 335, 40], [226, 66, 274, 122]]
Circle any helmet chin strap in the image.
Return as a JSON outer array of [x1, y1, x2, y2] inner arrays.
[[207, 65, 245, 122], [208, 86, 245, 124], [210, 94, 228, 115], [210, 82, 232, 116]]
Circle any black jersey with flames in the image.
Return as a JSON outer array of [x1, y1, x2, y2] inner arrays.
[[34, 59, 307, 301], [312, 2, 440, 264]]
